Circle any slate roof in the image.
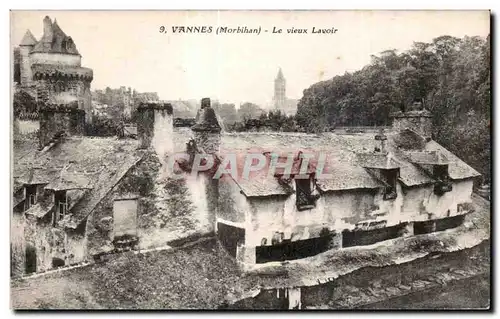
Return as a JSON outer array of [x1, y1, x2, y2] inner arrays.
[[172, 128, 480, 197], [356, 153, 401, 170], [13, 136, 146, 228], [19, 30, 37, 46], [31, 17, 80, 55]]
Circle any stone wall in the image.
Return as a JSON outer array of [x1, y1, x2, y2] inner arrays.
[[19, 46, 32, 86], [193, 131, 220, 154], [33, 74, 92, 124], [39, 107, 85, 148], [22, 213, 87, 273], [217, 177, 249, 224], [87, 152, 213, 255], [391, 111, 432, 138], [401, 179, 474, 220], [30, 52, 81, 67]]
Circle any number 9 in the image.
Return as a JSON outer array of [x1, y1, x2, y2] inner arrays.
[[159, 26, 165, 33]]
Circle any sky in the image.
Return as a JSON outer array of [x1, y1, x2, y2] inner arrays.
[[11, 10, 490, 108]]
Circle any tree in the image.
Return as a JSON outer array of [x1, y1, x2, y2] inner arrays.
[[237, 102, 264, 120], [296, 34, 491, 181], [13, 90, 37, 117]]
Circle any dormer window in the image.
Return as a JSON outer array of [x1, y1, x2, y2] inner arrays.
[[52, 190, 67, 227], [433, 164, 452, 195], [357, 153, 401, 201], [381, 169, 398, 200], [295, 175, 320, 211], [24, 185, 38, 211]]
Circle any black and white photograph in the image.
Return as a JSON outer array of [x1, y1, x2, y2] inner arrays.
[[9, 9, 491, 310]]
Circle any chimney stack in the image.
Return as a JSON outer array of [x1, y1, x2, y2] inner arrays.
[[191, 98, 221, 154], [38, 101, 85, 150], [391, 100, 432, 140], [41, 16, 53, 50], [136, 102, 174, 159]]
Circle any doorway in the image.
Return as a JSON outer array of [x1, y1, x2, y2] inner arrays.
[[25, 245, 37, 274]]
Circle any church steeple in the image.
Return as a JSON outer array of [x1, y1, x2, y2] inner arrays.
[[274, 68, 286, 110], [276, 68, 284, 81]]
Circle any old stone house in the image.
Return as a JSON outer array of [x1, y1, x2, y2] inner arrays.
[[12, 96, 480, 277], [12, 100, 215, 276], [181, 100, 480, 266]]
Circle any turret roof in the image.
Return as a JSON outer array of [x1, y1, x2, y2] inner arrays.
[[31, 16, 80, 55], [19, 29, 37, 46]]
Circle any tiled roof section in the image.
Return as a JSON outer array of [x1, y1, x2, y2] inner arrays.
[[214, 130, 479, 195], [405, 151, 449, 165], [218, 133, 386, 194], [45, 171, 93, 191], [391, 150, 435, 187], [13, 140, 43, 188], [218, 152, 294, 198], [20, 30, 37, 46], [13, 185, 25, 207], [14, 137, 146, 228], [32, 17, 80, 55], [63, 149, 146, 229], [316, 161, 384, 192], [424, 140, 481, 180], [17, 167, 60, 185], [25, 193, 54, 218], [31, 64, 93, 80], [390, 129, 427, 151], [356, 153, 401, 169], [25, 202, 53, 218]]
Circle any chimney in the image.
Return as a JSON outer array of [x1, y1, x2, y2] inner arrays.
[[391, 100, 432, 140], [41, 16, 53, 49], [136, 102, 174, 157], [190, 98, 221, 234], [39, 101, 85, 150], [191, 98, 221, 154], [374, 128, 388, 153]]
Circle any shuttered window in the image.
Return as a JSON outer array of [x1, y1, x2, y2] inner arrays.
[[113, 199, 138, 238]]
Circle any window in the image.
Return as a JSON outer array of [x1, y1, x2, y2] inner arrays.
[[271, 232, 284, 245], [295, 175, 319, 211], [52, 190, 67, 227], [433, 164, 452, 195], [381, 169, 398, 200], [24, 185, 37, 211]]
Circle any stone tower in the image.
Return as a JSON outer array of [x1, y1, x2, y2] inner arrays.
[[18, 30, 37, 87], [18, 16, 94, 124], [273, 68, 286, 110]]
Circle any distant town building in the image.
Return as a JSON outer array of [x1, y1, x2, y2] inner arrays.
[[273, 68, 286, 110], [272, 68, 298, 116], [17, 16, 93, 123]]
